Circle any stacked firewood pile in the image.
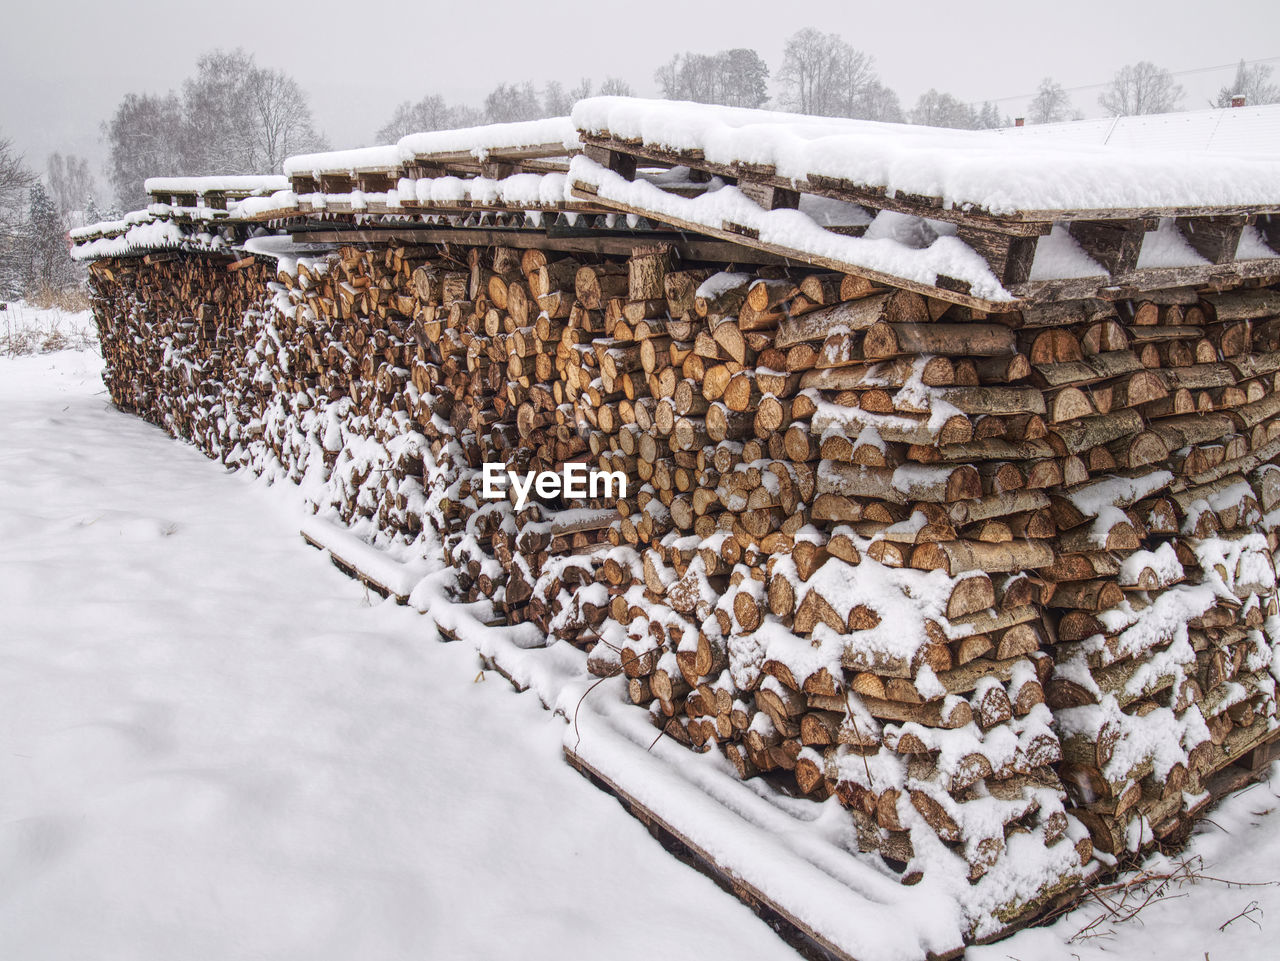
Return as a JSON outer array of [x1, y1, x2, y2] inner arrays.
[[87, 240, 1280, 935]]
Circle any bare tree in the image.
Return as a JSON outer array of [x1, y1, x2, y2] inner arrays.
[[106, 49, 326, 208], [181, 50, 324, 173], [483, 82, 544, 123], [180, 49, 256, 174], [910, 90, 978, 128], [1028, 78, 1077, 124], [1215, 59, 1280, 107], [1099, 61, 1184, 116], [543, 81, 572, 117], [47, 153, 97, 218], [777, 29, 891, 120], [856, 80, 904, 123], [246, 66, 326, 172], [598, 77, 634, 97], [718, 50, 770, 108], [376, 96, 482, 141], [777, 29, 854, 115], [104, 92, 187, 210], [655, 49, 769, 108]]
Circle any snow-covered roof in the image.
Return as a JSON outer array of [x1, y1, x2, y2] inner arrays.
[[998, 103, 1280, 157]]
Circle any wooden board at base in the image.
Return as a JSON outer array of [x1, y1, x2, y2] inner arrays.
[[563, 744, 963, 961], [300, 529, 412, 604]]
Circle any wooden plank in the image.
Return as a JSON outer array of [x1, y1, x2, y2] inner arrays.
[[739, 180, 801, 211], [1258, 214, 1280, 255], [1013, 260, 1280, 303], [409, 142, 574, 166], [318, 173, 355, 195], [570, 184, 1010, 312], [290, 226, 794, 265], [564, 745, 963, 961], [299, 529, 411, 604], [582, 142, 638, 180]]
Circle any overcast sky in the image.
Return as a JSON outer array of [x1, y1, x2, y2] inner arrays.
[[3, 0, 1277, 197]]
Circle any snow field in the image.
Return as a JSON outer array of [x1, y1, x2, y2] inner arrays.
[[0, 349, 797, 961]]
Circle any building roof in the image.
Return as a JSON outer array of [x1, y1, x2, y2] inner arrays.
[[997, 103, 1280, 156]]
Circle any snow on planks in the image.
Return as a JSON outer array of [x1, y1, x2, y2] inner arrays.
[[569, 98, 1280, 304], [75, 99, 1280, 310]]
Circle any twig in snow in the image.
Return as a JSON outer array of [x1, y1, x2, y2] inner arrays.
[[1051, 855, 1276, 944], [569, 622, 621, 752], [1218, 900, 1262, 932]]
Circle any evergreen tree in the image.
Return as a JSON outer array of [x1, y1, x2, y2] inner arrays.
[[24, 182, 76, 296], [974, 101, 1008, 129], [0, 136, 36, 300]]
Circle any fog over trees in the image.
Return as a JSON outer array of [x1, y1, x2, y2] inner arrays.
[[0, 138, 85, 301], [43, 31, 1280, 217], [1214, 60, 1280, 107], [105, 49, 325, 210], [1027, 78, 1079, 124], [1098, 61, 1185, 116]]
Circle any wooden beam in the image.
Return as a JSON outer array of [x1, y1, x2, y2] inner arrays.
[[956, 226, 1038, 286], [408, 142, 573, 167], [356, 172, 397, 193], [289, 226, 795, 266], [481, 161, 518, 180], [1013, 260, 1280, 304], [1257, 213, 1280, 255], [563, 745, 963, 961], [570, 184, 1011, 311], [582, 142, 637, 180], [318, 173, 354, 195], [1067, 219, 1146, 275], [1177, 215, 1246, 265], [738, 180, 801, 211]]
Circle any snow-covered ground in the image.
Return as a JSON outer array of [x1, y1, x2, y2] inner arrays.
[[1, 347, 1276, 960], [0, 301, 95, 356], [0, 349, 796, 961]]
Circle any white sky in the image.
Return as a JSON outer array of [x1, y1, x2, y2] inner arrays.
[[2, 0, 1277, 193]]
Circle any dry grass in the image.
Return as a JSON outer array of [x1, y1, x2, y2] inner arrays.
[[1, 297, 98, 356]]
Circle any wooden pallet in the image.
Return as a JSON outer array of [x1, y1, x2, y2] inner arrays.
[[577, 131, 1280, 305]]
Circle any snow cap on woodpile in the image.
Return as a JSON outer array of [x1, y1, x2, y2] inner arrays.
[[571, 97, 1280, 215]]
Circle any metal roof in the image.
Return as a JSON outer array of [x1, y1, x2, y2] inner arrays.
[[996, 103, 1280, 156]]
